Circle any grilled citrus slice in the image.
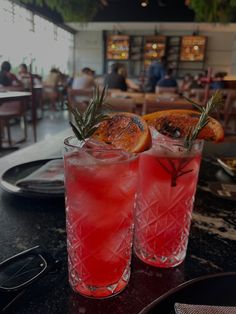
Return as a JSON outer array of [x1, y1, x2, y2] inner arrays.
[[92, 112, 151, 153], [143, 109, 224, 142]]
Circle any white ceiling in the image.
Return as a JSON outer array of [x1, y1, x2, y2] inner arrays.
[[67, 22, 236, 33]]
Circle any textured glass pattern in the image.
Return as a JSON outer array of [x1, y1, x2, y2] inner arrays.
[[63, 139, 138, 298], [134, 137, 203, 268], [66, 205, 133, 297], [135, 194, 194, 268]]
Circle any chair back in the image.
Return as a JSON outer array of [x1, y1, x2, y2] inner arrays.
[[145, 92, 180, 102], [67, 88, 93, 112], [222, 90, 236, 131], [104, 96, 136, 113], [106, 88, 122, 96], [0, 101, 25, 115], [142, 97, 193, 115], [42, 84, 58, 99], [110, 90, 144, 99], [190, 88, 231, 104], [155, 86, 178, 94], [109, 91, 145, 112], [190, 88, 206, 103]]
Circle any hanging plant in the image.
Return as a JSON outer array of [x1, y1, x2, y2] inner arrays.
[[188, 0, 236, 23], [16, 0, 108, 22]]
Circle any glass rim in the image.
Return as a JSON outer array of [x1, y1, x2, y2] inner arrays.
[[64, 136, 83, 148], [64, 135, 137, 155], [152, 135, 204, 145], [149, 134, 204, 156]]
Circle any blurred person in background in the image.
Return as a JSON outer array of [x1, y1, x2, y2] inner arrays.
[[43, 67, 61, 87], [18, 63, 42, 89], [18, 63, 29, 78], [179, 73, 193, 95], [156, 68, 178, 89], [104, 62, 127, 91], [0, 61, 22, 87], [118, 63, 140, 92], [146, 56, 167, 92], [210, 72, 226, 90], [72, 67, 95, 90], [43, 68, 63, 111], [190, 73, 204, 89], [18, 63, 31, 89]]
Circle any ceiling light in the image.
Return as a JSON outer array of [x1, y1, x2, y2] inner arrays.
[[158, 0, 166, 7], [141, 0, 149, 7]]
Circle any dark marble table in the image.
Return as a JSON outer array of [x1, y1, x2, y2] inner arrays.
[[0, 132, 235, 314]]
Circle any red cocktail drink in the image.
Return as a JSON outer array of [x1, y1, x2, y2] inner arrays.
[[64, 137, 138, 298], [134, 135, 203, 267]]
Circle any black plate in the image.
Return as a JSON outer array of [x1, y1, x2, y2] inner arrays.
[[217, 157, 236, 177], [0, 158, 64, 198], [198, 158, 236, 201], [139, 272, 236, 314]]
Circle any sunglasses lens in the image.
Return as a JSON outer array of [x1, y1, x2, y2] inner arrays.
[[0, 253, 46, 289]]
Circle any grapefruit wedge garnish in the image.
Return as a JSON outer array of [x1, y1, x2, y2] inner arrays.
[[143, 109, 224, 142], [92, 112, 151, 153]]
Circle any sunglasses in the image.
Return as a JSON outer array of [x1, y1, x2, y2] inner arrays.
[[0, 246, 60, 312]]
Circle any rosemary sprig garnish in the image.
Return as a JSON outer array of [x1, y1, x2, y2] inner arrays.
[[157, 91, 224, 187], [184, 90, 224, 150], [67, 85, 108, 141]]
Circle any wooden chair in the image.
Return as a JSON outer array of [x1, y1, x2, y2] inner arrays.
[[104, 96, 137, 113], [142, 95, 193, 115], [155, 86, 178, 94], [109, 91, 145, 114], [223, 90, 236, 133], [190, 88, 232, 102], [189, 88, 205, 102], [190, 88, 235, 126], [67, 88, 93, 112], [189, 88, 219, 105], [145, 92, 180, 102], [106, 88, 122, 96], [42, 84, 60, 110], [0, 100, 27, 147], [109, 91, 144, 99]]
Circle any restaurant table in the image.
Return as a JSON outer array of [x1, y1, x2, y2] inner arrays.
[[0, 130, 235, 314], [0, 91, 31, 103], [110, 91, 145, 105]]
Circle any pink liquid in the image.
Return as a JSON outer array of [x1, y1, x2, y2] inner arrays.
[[64, 151, 138, 297], [134, 151, 202, 267]]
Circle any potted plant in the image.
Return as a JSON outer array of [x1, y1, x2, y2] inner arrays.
[[16, 0, 108, 22], [187, 0, 236, 23]]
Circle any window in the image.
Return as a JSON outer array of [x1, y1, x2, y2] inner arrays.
[[0, 0, 74, 77]]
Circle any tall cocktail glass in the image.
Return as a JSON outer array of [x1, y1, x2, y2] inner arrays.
[[64, 136, 138, 298], [134, 134, 203, 268]]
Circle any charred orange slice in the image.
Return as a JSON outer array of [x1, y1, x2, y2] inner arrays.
[[92, 112, 151, 153], [143, 109, 224, 142]]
